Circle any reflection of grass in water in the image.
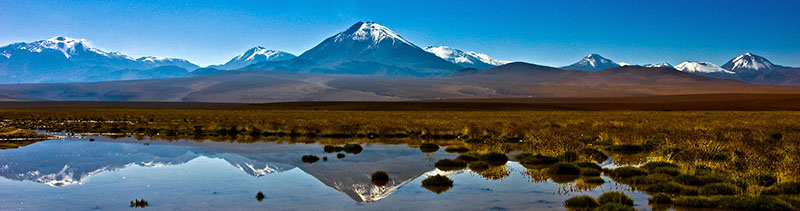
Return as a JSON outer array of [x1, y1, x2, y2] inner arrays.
[[523, 168, 549, 183], [371, 171, 390, 187], [467, 161, 489, 172], [343, 143, 363, 154], [596, 203, 635, 211], [443, 146, 469, 153], [435, 159, 467, 171], [301, 155, 319, 163], [419, 143, 440, 153], [478, 152, 508, 165], [548, 162, 580, 175], [256, 192, 265, 202], [421, 174, 453, 194], [515, 153, 558, 165], [573, 177, 604, 191], [477, 165, 510, 181], [130, 199, 149, 208]]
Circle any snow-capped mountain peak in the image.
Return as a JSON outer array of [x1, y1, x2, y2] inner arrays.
[[334, 21, 414, 46], [24, 36, 106, 58], [582, 54, 613, 67], [423, 45, 509, 69], [644, 62, 674, 68], [675, 61, 734, 74], [234, 46, 289, 62], [721, 52, 775, 71], [562, 53, 620, 71], [209, 47, 296, 70]]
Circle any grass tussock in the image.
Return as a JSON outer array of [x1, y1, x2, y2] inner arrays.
[[421, 174, 454, 194], [563, 195, 599, 209], [597, 192, 634, 206]]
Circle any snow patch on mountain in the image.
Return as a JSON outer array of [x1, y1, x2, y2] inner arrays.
[[644, 62, 674, 68], [424, 46, 508, 69], [675, 61, 734, 74]]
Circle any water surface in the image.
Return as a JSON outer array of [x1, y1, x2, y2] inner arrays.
[[0, 136, 652, 210]]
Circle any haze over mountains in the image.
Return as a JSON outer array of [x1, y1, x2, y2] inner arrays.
[[0, 21, 798, 102]]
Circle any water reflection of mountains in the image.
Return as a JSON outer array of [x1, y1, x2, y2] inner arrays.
[[0, 137, 455, 202]]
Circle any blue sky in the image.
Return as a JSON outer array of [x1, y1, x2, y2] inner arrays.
[[2, 0, 799, 67]]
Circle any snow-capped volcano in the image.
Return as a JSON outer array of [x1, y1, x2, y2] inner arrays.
[[333, 21, 414, 46], [644, 62, 674, 68], [721, 53, 775, 72], [209, 47, 296, 70], [562, 54, 620, 71], [674, 61, 734, 74], [424, 46, 509, 69], [0, 36, 199, 83], [288, 21, 462, 76]]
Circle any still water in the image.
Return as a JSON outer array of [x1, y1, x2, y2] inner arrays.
[[0, 136, 651, 210]]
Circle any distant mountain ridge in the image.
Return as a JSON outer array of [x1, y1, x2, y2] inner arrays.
[[0, 36, 200, 83], [1, 23, 799, 87]]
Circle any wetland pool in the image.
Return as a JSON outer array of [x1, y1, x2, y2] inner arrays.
[[0, 136, 653, 210]]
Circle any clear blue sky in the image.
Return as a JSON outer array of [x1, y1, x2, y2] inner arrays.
[[2, 0, 799, 67]]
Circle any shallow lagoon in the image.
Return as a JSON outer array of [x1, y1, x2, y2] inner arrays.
[[0, 136, 652, 210]]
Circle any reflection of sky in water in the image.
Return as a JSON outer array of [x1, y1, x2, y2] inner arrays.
[[0, 137, 652, 210]]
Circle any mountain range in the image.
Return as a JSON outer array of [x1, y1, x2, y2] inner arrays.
[[0, 21, 798, 101]]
